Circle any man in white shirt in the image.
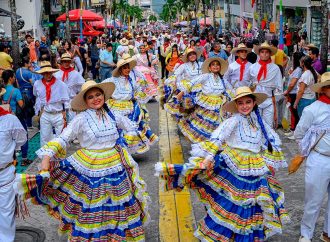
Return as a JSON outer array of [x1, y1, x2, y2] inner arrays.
[[295, 72, 330, 242], [223, 43, 252, 89], [0, 88, 27, 242], [248, 42, 282, 128], [116, 38, 129, 60], [34, 61, 70, 146]]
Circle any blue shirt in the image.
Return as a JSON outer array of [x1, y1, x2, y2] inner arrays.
[[208, 49, 228, 60], [16, 68, 33, 89], [99, 49, 114, 68], [2, 85, 22, 113]]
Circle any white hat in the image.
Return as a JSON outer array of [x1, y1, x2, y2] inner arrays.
[[231, 43, 252, 55], [112, 53, 137, 77], [181, 48, 201, 63], [35, 61, 59, 74], [254, 42, 277, 56], [71, 80, 115, 111], [223, 86, 268, 113], [119, 38, 129, 46]]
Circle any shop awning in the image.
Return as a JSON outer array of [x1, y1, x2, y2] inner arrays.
[[0, 8, 21, 18]]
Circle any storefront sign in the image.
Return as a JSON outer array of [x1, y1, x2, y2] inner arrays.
[[269, 22, 276, 33], [310, 0, 321, 6], [243, 12, 253, 18]]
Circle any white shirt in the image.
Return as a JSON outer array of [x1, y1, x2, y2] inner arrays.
[[294, 100, 330, 156], [223, 60, 253, 89], [73, 56, 83, 75], [0, 114, 27, 167], [288, 67, 303, 94], [103, 75, 141, 101], [297, 70, 316, 100], [53, 70, 85, 99], [33, 78, 70, 114], [172, 62, 203, 87], [210, 113, 282, 153]]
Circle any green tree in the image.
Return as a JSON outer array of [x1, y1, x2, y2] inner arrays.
[[149, 15, 157, 23]]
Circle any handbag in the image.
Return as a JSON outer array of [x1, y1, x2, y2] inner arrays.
[[288, 132, 326, 174]]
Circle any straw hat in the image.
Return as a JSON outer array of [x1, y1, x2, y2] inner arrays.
[[310, 72, 330, 92], [254, 42, 277, 56], [304, 43, 318, 50], [176, 31, 182, 35], [0, 88, 6, 97], [201, 57, 228, 75], [112, 53, 137, 77], [60, 53, 72, 61], [182, 48, 201, 63], [71, 80, 115, 111], [151, 36, 157, 41], [119, 38, 129, 46], [136, 35, 141, 39], [223, 86, 268, 113], [231, 43, 252, 55], [35, 61, 59, 74]]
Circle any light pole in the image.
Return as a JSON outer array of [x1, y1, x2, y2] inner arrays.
[[9, 0, 19, 69], [320, 0, 329, 72]]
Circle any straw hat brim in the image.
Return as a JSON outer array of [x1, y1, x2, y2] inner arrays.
[[119, 40, 129, 46], [231, 47, 252, 55], [182, 49, 201, 63], [112, 58, 137, 77], [223, 92, 268, 113], [0, 88, 6, 97], [35, 67, 59, 74], [71, 82, 116, 111], [201, 57, 228, 75], [310, 80, 330, 92], [255, 46, 277, 56]]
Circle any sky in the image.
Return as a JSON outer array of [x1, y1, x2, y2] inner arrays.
[[151, 0, 165, 14]]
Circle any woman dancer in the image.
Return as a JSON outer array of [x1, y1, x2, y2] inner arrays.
[[134, 44, 159, 98], [103, 54, 158, 154], [161, 48, 202, 105], [165, 57, 233, 143], [16, 80, 150, 241], [156, 86, 289, 241]]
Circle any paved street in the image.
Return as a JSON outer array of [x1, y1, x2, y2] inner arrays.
[[15, 102, 327, 242]]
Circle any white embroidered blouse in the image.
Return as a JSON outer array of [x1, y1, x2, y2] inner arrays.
[[53, 70, 85, 99], [103, 75, 141, 101]]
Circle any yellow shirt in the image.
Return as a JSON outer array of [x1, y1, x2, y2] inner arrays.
[[272, 49, 287, 67], [0, 52, 13, 70]]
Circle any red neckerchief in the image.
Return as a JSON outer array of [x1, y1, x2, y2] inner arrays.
[[164, 43, 169, 52], [319, 94, 330, 104], [60, 66, 74, 82], [236, 58, 248, 81], [257, 59, 272, 81], [0, 106, 11, 116], [42, 77, 56, 103]]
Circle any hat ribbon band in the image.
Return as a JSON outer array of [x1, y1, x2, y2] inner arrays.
[[40, 65, 52, 69]]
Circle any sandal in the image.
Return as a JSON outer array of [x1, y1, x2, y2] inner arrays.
[[21, 159, 33, 166]]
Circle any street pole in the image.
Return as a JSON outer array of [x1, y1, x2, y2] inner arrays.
[[65, 0, 71, 40], [9, 0, 19, 69], [104, 0, 109, 35], [79, 0, 83, 40], [320, 0, 329, 72], [279, 0, 284, 50], [213, 0, 216, 35], [226, 0, 231, 31], [256, 0, 265, 43]]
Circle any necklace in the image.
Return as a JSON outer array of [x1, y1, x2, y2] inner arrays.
[[246, 115, 258, 131]]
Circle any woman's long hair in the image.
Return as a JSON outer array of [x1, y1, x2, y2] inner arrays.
[[301, 56, 318, 83], [292, 52, 304, 70]]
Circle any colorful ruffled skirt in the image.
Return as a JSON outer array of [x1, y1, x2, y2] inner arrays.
[[135, 66, 158, 98], [166, 92, 227, 143], [16, 146, 150, 242], [107, 99, 158, 154], [155, 143, 289, 241]]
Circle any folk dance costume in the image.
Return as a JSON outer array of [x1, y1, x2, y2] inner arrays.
[[294, 73, 330, 242], [165, 57, 233, 143], [162, 48, 203, 104], [223, 44, 253, 89], [0, 94, 27, 242], [248, 43, 283, 127], [33, 62, 70, 146], [104, 54, 158, 154], [53, 53, 85, 121], [134, 53, 159, 97], [15, 81, 150, 242], [156, 87, 289, 242]]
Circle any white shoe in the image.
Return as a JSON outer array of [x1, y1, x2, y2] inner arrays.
[[287, 134, 295, 140], [284, 130, 294, 136], [299, 236, 311, 242], [72, 139, 79, 144]]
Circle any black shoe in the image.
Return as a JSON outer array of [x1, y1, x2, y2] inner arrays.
[[21, 159, 33, 166]]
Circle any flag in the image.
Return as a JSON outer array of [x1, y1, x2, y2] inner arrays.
[[251, 0, 255, 8]]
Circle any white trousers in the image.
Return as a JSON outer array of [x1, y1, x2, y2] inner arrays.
[[40, 112, 64, 146], [0, 165, 16, 242], [259, 104, 274, 128], [301, 151, 330, 239]]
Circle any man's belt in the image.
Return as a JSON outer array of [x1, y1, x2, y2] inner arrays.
[[0, 162, 13, 172], [43, 110, 63, 114]]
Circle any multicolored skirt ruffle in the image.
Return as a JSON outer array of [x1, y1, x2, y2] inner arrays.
[[155, 144, 289, 242], [135, 66, 159, 98], [167, 93, 227, 143], [107, 99, 158, 154], [16, 146, 150, 242]]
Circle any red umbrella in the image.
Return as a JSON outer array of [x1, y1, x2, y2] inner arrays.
[[83, 22, 103, 36], [199, 17, 212, 26], [56, 9, 103, 22], [91, 20, 112, 29]]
